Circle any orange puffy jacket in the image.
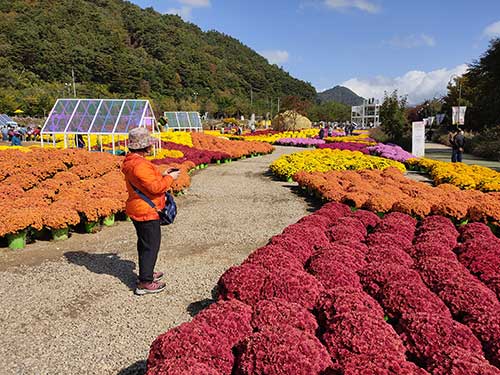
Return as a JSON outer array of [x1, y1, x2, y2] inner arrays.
[[122, 153, 174, 222]]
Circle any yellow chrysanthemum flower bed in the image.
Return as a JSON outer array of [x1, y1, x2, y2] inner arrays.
[[0, 145, 35, 152], [324, 134, 377, 145], [270, 148, 406, 180], [41, 131, 194, 149], [41, 134, 123, 149], [407, 158, 500, 192], [159, 131, 193, 147], [146, 149, 184, 160], [243, 129, 320, 144]]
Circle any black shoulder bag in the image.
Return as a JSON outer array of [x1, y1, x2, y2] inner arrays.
[[131, 184, 177, 225]]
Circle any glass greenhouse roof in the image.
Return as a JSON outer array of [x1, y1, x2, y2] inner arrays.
[[164, 112, 202, 130], [0, 114, 16, 126], [42, 99, 156, 135]]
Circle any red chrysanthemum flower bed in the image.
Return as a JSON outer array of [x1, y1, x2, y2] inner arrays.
[[251, 298, 318, 334], [234, 327, 333, 375], [147, 202, 500, 374]]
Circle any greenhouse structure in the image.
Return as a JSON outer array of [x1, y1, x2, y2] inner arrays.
[[41, 99, 158, 153], [163, 112, 202, 131], [0, 114, 17, 127]]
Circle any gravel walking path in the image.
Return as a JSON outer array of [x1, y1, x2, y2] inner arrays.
[[0, 146, 312, 375]]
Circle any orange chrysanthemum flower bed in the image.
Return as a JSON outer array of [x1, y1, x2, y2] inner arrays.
[[0, 148, 192, 237], [191, 132, 274, 159], [294, 167, 500, 226]]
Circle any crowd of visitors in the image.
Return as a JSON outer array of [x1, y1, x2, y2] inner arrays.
[[318, 122, 356, 139], [0, 125, 41, 145]]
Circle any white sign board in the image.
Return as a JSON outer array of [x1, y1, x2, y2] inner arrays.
[[412, 121, 426, 157], [452, 106, 467, 125]]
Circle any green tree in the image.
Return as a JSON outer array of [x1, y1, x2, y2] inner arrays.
[[307, 101, 351, 122], [380, 90, 409, 142], [443, 38, 500, 130], [0, 0, 317, 117], [464, 38, 500, 130]]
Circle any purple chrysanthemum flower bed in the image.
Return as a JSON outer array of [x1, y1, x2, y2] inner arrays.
[[275, 138, 326, 147], [368, 143, 416, 162]]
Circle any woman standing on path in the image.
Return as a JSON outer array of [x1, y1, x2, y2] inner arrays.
[[122, 128, 180, 295]]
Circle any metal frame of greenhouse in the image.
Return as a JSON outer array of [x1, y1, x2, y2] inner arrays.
[[41, 99, 158, 154], [163, 111, 203, 131], [0, 114, 17, 127]]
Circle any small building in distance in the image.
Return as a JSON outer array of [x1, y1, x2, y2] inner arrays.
[[351, 98, 380, 128]]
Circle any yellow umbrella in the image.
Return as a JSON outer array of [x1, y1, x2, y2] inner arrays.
[[14, 109, 24, 114]]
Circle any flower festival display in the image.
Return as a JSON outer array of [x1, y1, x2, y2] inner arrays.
[[293, 167, 500, 227], [270, 148, 406, 180], [147, 202, 500, 374], [407, 158, 500, 192]]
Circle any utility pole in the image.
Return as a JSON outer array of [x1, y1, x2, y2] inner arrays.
[[449, 74, 463, 125], [250, 87, 253, 109], [72, 68, 77, 97], [458, 79, 462, 107], [277, 97, 280, 114]]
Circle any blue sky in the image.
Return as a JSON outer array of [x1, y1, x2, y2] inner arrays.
[[129, 0, 500, 104]]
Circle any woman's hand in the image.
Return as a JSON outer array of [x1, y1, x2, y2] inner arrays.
[[163, 169, 180, 180], [169, 171, 180, 180], [161, 167, 181, 180]]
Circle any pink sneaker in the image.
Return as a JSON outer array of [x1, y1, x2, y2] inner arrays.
[[153, 271, 164, 281], [135, 281, 166, 295], [136, 272, 164, 282]]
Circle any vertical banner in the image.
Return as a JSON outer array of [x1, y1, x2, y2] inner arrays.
[[412, 121, 426, 157], [452, 106, 467, 125]]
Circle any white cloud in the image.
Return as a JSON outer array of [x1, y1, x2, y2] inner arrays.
[[167, 6, 192, 19], [259, 50, 290, 65], [385, 33, 436, 49], [483, 20, 500, 37], [341, 64, 468, 105], [324, 0, 380, 13], [166, 0, 210, 20], [178, 0, 210, 7]]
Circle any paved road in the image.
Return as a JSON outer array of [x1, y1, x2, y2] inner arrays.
[[0, 147, 312, 375], [425, 142, 500, 171]]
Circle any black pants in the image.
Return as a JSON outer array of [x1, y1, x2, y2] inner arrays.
[[132, 219, 161, 283], [452, 148, 463, 163]]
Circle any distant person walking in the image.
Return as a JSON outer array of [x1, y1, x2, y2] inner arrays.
[[452, 129, 465, 163], [122, 128, 180, 295], [448, 129, 457, 161], [76, 134, 85, 149], [319, 125, 325, 139]]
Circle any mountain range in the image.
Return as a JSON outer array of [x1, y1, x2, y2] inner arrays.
[[317, 86, 365, 107]]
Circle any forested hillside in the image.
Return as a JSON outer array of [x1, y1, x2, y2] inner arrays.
[[317, 86, 364, 106], [0, 0, 316, 116]]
